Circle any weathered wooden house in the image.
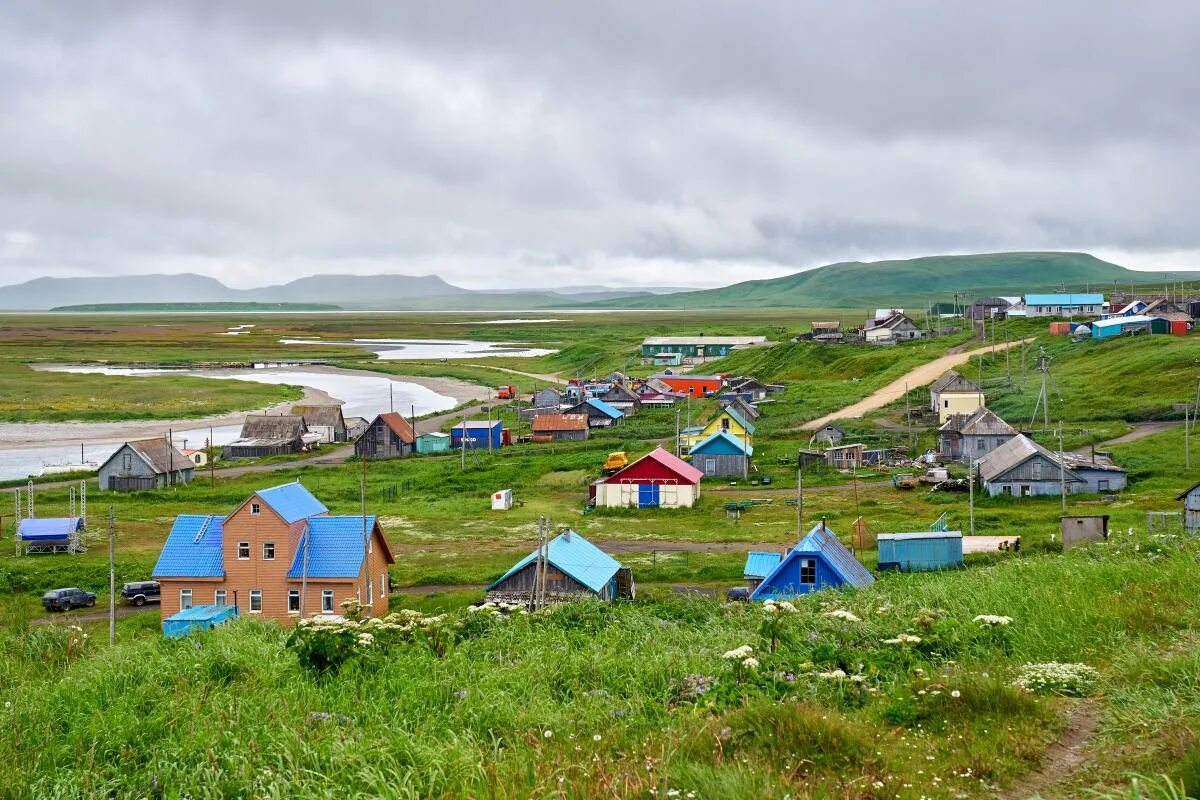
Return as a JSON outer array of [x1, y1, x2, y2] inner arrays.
[[355, 412, 415, 459], [937, 414, 968, 461], [531, 413, 590, 442], [591, 447, 703, 509], [98, 438, 194, 491], [485, 530, 632, 605], [811, 423, 845, 447], [1177, 481, 1200, 534], [224, 415, 309, 459], [929, 371, 984, 423], [958, 408, 1018, 464], [808, 321, 844, 343], [750, 523, 874, 600], [719, 394, 760, 421], [1060, 454, 1127, 493], [344, 416, 369, 440], [825, 443, 864, 469], [977, 435, 1083, 497], [728, 377, 768, 402], [966, 297, 1018, 320], [563, 398, 624, 428], [291, 405, 347, 443], [598, 383, 640, 416], [531, 387, 563, 409], [688, 430, 752, 478], [864, 312, 924, 343], [152, 481, 394, 627]]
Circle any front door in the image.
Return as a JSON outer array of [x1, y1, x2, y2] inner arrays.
[[638, 483, 660, 508]]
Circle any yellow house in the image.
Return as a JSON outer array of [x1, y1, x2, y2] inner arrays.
[[682, 407, 755, 452], [930, 371, 984, 423]]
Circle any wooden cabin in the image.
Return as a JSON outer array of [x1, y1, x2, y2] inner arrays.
[[751, 523, 874, 600], [98, 438, 194, 491], [291, 405, 348, 443], [485, 530, 633, 606], [531, 413, 590, 442], [223, 415, 309, 459], [688, 430, 752, 478], [355, 413, 415, 459]]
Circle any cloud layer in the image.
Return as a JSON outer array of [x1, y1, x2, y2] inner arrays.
[[2, 2, 1198, 289]]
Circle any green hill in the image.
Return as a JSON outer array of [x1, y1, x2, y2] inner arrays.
[[596, 252, 1188, 309]]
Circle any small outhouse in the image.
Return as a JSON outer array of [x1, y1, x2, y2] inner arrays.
[[1060, 515, 1109, 550], [877, 531, 964, 572], [1178, 480, 1200, 534], [491, 489, 513, 511]]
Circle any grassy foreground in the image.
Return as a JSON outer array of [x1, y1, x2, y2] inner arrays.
[[2, 538, 1198, 798]]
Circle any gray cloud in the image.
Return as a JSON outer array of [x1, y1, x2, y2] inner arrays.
[[1, 1, 1199, 291]]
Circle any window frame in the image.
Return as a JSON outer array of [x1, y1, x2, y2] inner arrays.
[[321, 590, 334, 613], [799, 559, 817, 585], [180, 588, 193, 610], [237, 541, 250, 560], [287, 590, 300, 614], [214, 589, 227, 605], [248, 590, 263, 613], [262, 542, 275, 561], [251, 502, 261, 515]]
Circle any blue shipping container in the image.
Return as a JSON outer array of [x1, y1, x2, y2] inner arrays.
[[877, 532, 963, 572], [451, 420, 503, 450]]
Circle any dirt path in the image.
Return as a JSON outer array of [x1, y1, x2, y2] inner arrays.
[[800, 338, 1035, 431], [460, 364, 563, 384], [30, 605, 155, 627], [1000, 700, 1100, 799], [1095, 420, 1183, 447]]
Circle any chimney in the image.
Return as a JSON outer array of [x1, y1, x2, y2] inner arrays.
[[563, 530, 571, 542]]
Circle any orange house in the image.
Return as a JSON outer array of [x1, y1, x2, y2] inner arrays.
[[653, 375, 724, 398], [153, 482, 394, 625]]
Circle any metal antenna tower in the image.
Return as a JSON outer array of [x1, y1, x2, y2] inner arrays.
[[1028, 346, 1062, 429]]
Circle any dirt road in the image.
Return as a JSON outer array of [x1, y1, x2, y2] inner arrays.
[[460, 364, 563, 384], [800, 338, 1035, 431], [30, 605, 155, 627]]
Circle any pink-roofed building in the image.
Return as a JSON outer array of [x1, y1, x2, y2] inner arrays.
[[590, 446, 704, 509]]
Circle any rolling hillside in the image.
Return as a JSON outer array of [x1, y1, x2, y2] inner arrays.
[[596, 252, 1189, 309]]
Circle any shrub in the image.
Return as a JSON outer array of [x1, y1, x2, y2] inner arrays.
[[1013, 662, 1101, 697]]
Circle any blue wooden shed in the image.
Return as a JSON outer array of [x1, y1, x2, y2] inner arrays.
[[743, 550, 782, 592], [162, 604, 239, 638], [750, 523, 874, 600], [452, 420, 504, 450], [415, 431, 451, 454], [876, 531, 964, 572]]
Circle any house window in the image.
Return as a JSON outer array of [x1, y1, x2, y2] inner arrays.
[[288, 590, 300, 613], [1031, 461, 1043, 480], [214, 589, 227, 605], [1098, 479, 1110, 491], [977, 439, 986, 452], [262, 542, 275, 560], [321, 590, 334, 612], [721, 417, 730, 430], [122, 453, 132, 471], [799, 559, 817, 584], [251, 503, 261, 515], [704, 458, 716, 476], [381, 572, 387, 598], [367, 578, 373, 604], [944, 400, 949, 408], [237, 542, 250, 560], [180, 588, 193, 610], [249, 590, 262, 613], [1002, 485, 1012, 495]]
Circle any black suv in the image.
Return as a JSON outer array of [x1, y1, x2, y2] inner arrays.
[[121, 581, 161, 607], [42, 587, 97, 612]]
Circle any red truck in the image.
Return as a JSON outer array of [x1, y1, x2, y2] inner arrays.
[[497, 385, 517, 400]]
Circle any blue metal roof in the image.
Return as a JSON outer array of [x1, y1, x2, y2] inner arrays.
[[689, 429, 753, 456], [287, 516, 376, 579], [17, 518, 83, 540], [453, 419, 502, 430], [744, 551, 782, 579], [256, 482, 328, 524], [164, 604, 237, 622], [1024, 293, 1104, 306], [586, 398, 624, 419], [751, 523, 874, 598], [1092, 314, 1164, 330], [153, 515, 225, 578], [487, 530, 621, 593], [720, 407, 755, 435]]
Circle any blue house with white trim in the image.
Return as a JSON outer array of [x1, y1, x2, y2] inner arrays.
[[1023, 293, 1105, 318], [750, 523, 874, 600], [689, 429, 753, 478], [485, 530, 631, 604]]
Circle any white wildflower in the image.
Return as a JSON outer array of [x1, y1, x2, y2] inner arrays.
[[883, 633, 922, 645], [742, 657, 759, 670], [973, 614, 1013, 627], [722, 645, 754, 660], [816, 669, 847, 680], [824, 609, 861, 623], [951, 690, 961, 698], [593, 734, 602, 742], [543, 730, 553, 739]]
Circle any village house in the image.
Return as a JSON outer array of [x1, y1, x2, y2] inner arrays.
[[719, 394, 760, 421], [563, 397, 625, 428], [152, 481, 395, 626], [590, 447, 703, 509], [531, 413, 590, 442], [807, 320, 844, 343], [688, 429, 753, 478], [681, 406, 755, 452], [640, 335, 767, 365], [1175, 480, 1200, 534], [98, 437, 194, 492], [750, 523, 874, 600], [864, 311, 924, 343], [180, 448, 208, 468], [291, 404, 347, 443], [354, 412, 415, 459], [651, 374, 724, 398], [965, 297, 1019, 320], [810, 423, 845, 448], [929, 371, 984, 423], [223, 415, 310, 459], [727, 377, 768, 402], [824, 443, 864, 470], [1059, 453, 1128, 493], [598, 383, 640, 416], [1022, 293, 1105, 318], [344, 416, 369, 441], [956, 408, 1018, 464], [976, 434, 1083, 497], [485, 530, 632, 606]]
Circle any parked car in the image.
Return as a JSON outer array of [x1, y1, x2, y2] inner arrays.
[[42, 587, 97, 612], [121, 581, 161, 606], [725, 586, 750, 602]]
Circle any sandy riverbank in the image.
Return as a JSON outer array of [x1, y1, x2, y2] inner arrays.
[[2, 365, 491, 449]]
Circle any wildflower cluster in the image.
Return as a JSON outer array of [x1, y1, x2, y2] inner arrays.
[[823, 609, 862, 623], [758, 599, 799, 652], [286, 605, 449, 673], [973, 614, 1013, 627], [722, 644, 759, 670], [883, 633, 923, 646], [675, 673, 718, 700], [1013, 662, 1100, 697]]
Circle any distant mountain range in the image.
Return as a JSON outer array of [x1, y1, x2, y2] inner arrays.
[[2, 252, 1194, 311]]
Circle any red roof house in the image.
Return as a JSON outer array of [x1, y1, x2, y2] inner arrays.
[[592, 447, 703, 509]]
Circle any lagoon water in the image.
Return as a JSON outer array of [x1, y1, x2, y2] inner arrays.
[[277, 338, 557, 360]]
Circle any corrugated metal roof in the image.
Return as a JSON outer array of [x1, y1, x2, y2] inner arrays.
[[1024, 293, 1105, 306], [101, 437, 193, 476], [878, 531, 964, 541], [794, 524, 875, 588], [17, 517, 83, 540], [257, 482, 328, 524], [373, 412, 415, 442], [486, 530, 621, 593], [719, 407, 755, 435], [744, 551, 782, 579], [976, 434, 1082, 483], [689, 429, 753, 456], [1092, 314, 1164, 330], [532, 413, 588, 432], [153, 515, 225, 578], [454, 420, 503, 430], [930, 371, 979, 395], [287, 516, 378, 579], [291, 405, 345, 428], [609, 446, 705, 484], [959, 408, 1017, 436], [643, 336, 766, 346], [585, 398, 625, 419], [239, 415, 308, 440]]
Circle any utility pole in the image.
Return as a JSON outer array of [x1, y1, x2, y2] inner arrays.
[[904, 382, 914, 456], [361, 451, 369, 611], [389, 383, 394, 413], [1004, 327, 1011, 383], [795, 457, 804, 542], [108, 506, 116, 645], [1057, 426, 1067, 515], [460, 407, 467, 471], [674, 407, 681, 457], [968, 460, 975, 536], [209, 426, 215, 487], [1186, 405, 1191, 470]]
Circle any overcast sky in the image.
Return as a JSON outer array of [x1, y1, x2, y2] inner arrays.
[[2, 2, 1199, 290]]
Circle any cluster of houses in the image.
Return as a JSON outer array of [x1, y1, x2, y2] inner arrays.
[[967, 292, 1194, 337], [639, 335, 768, 367]]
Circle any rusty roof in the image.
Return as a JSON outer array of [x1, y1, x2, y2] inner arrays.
[[531, 413, 588, 432]]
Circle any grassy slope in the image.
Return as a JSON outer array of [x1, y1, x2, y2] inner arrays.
[[595, 252, 1189, 309]]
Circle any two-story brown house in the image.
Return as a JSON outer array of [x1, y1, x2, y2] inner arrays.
[[153, 481, 394, 626]]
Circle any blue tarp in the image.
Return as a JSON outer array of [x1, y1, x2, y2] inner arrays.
[[17, 518, 83, 541]]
